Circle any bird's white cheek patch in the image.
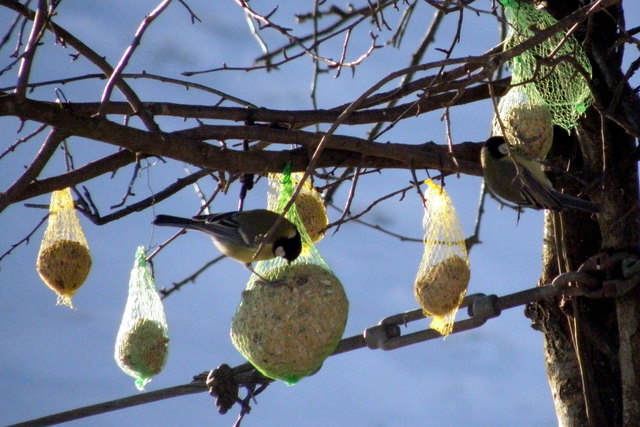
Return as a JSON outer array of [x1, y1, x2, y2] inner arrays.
[[274, 246, 286, 258], [498, 143, 509, 156]]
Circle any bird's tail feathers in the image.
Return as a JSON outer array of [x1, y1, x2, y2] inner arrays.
[[153, 214, 202, 231], [557, 193, 599, 213]]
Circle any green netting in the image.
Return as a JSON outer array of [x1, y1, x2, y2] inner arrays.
[[230, 167, 348, 385], [502, 0, 592, 130], [260, 169, 329, 273], [115, 246, 169, 390]]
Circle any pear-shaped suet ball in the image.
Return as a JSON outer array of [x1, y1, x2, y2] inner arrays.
[[37, 188, 91, 307]]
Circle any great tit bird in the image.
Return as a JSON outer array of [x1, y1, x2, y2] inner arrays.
[[481, 136, 598, 213], [153, 209, 302, 279]]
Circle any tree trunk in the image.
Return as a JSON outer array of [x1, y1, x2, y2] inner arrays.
[[526, 2, 640, 425]]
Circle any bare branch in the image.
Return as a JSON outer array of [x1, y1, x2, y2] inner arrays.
[[3, 78, 508, 125], [78, 168, 212, 225], [6, 381, 207, 426], [10, 149, 138, 204], [0, 0, 160, 132], [99, 0, 174, 113], [0, 122, 47, 160], [0, 213, 47, 266], [0, 127, 64, 213], [0, 93, 484, 205], [159, 255, 226, 299], [14, 0, 47, 99]]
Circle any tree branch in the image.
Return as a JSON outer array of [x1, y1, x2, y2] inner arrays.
[[0, 93, 483, 204], [30, 78, 508, 126], [6, 381, 207, 427], [0, 0, 160, 132], [0, 127, 63, 212]]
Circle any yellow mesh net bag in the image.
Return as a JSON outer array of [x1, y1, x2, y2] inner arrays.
[[413, 180, 470, 336], [501, 0, 592, 131], [115, 246, 169, 391], [231, 169, 347, 385], [36, 187, 92, 308]]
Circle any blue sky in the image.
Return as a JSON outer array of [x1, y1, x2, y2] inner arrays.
[[1, 1, 637, 426]]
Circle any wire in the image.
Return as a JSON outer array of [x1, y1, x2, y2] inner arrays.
[[10, 262, 640, 427]]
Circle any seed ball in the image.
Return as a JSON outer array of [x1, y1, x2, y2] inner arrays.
[[493, 101, 553, 160], [116, 318, 169, 379], [37, 239, 91, 299], [414, 255, 470, 317], [295, 192, 328, 243], [231, 263, 348, 384]]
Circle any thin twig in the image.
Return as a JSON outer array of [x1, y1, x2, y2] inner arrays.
[[334, 167, 361, 233], [0, 72, 257, 107], [0, 0, 160, 132], [341, 210, 423, 242], [0, 3, 26, 52], [0, 214, 48, 265], [98, 0, 174, 112], [0, 128, 64, 213], [159, 255, 226, 299], [110, 159, 141, 209], [78, 168, 212, 225], [0, 123, 47, 160], [176, 0, 201, 24], [327, 184, 413, 232]]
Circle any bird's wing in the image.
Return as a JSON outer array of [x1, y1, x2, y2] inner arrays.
[[193, 212, 255, 247], [516, 164, 565, 210]]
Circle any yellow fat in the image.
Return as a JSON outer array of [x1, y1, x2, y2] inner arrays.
[[493, 98, 553, 160], [295, 192, 328, 243], [414, 255, 469, 318], [37, 239, 91, 304]]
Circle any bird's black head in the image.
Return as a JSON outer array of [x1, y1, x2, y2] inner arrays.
[[273, 231, 302, 263], [484, 136, 509, 159]]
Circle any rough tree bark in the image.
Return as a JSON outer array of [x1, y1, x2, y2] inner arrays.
[[526, 2, 640, 426]]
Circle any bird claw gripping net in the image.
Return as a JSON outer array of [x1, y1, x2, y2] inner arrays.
[[501, 0, 593, 131], [413, 180, 470, 336], [231, 169, 347, 385], [36, 187, 91, 308], [115, 246, 169, 391]]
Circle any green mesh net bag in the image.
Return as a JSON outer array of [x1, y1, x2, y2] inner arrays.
[[36, 187, 92, 308], [115, 246, 169, 390], [413, 180, 470, 336], [501, 0, 592, 130], [231, 169, 348, 385]]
